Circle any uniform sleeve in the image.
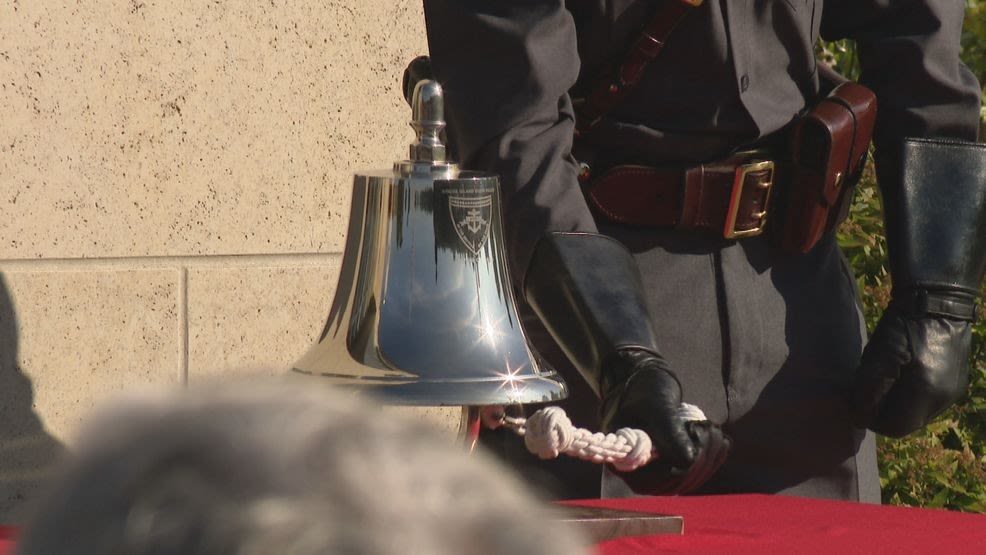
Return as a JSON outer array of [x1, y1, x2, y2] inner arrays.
[[423, 0, 597, 288], [821, 0, 981, 161]]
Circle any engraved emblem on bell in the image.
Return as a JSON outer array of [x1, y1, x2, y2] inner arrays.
[[291, 79, 567, 411], [448, 194, 492, 254]]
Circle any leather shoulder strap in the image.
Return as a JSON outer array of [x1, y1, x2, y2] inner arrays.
[[573, 0, 703, 134]]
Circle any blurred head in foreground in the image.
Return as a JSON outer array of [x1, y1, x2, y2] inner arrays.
[[16, 380, 585, 555]]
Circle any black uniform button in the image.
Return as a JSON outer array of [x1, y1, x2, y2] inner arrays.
[[740, 74, 750, 92]]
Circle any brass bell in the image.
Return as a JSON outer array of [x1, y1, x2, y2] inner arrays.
[[293, 80, 567, 408]]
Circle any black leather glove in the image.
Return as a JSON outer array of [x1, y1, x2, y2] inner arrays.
[[601, 348, 731, 494], [852, 139, 986, 437], [853, 290, 977, 437], [524, 232, 730, 493]]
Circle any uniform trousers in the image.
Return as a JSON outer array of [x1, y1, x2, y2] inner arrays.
[[479, 226, 881, 503]]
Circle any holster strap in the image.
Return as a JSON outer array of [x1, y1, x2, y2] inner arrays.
[[574, 0, 703, 133]]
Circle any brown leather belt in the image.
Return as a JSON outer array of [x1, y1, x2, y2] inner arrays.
[[585, 152, 778, 239]]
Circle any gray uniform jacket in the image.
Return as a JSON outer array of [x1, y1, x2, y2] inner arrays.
[[423, 0, 981, 289], [424, 1, 980, 500]]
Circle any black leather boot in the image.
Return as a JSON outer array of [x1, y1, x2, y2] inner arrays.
[[524, 232, 729, 493], [853, 138, 986, 437]]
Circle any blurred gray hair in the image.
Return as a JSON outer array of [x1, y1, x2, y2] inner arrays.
[[16, 380, 586, 555]]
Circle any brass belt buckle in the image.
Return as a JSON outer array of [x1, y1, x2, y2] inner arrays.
[[723, 160, 775, 239]]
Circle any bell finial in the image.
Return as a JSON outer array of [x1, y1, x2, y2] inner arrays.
[[409, 80, 447, 163]]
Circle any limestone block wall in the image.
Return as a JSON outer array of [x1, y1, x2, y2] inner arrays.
[[0, 1, 427, 522]]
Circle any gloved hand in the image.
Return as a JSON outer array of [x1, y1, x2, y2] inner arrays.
[[601, 348, 730, 494], [524, 232, 730, 494], [852, 289, 976, 437], [851, 138, 986, 438]]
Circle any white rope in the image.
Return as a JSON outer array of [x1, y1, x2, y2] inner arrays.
[[494, 404, 706, 472]]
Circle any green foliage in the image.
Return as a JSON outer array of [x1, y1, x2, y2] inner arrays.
[[827, 2, 986, 513], [964, 1, 986, 127], [963, 1, 986, 89]]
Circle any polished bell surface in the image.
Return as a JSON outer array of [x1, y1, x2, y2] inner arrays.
[[292, 80, 567, 406]]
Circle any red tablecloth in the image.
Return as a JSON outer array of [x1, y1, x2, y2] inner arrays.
[[569, 494, 986, 554], [3, 496, 985, 554], [0, 527, 14, 555]]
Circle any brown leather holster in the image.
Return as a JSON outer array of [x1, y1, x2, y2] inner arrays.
[[772, 81, 877, 253]]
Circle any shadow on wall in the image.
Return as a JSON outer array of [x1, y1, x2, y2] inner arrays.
[[0, 274, 65, 523]]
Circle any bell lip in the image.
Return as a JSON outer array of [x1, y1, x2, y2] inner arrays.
[[287, 368, 569, 406]]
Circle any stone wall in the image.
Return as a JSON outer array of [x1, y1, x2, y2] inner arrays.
[[0, 0, 427, 522]]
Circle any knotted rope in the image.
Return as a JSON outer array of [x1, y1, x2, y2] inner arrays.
[[489, 404, 706, 472]]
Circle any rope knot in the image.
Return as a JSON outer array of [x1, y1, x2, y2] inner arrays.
[[523, 406, 575, 459], [610, 428, 652, 472], [502, 403, 708, 470]]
